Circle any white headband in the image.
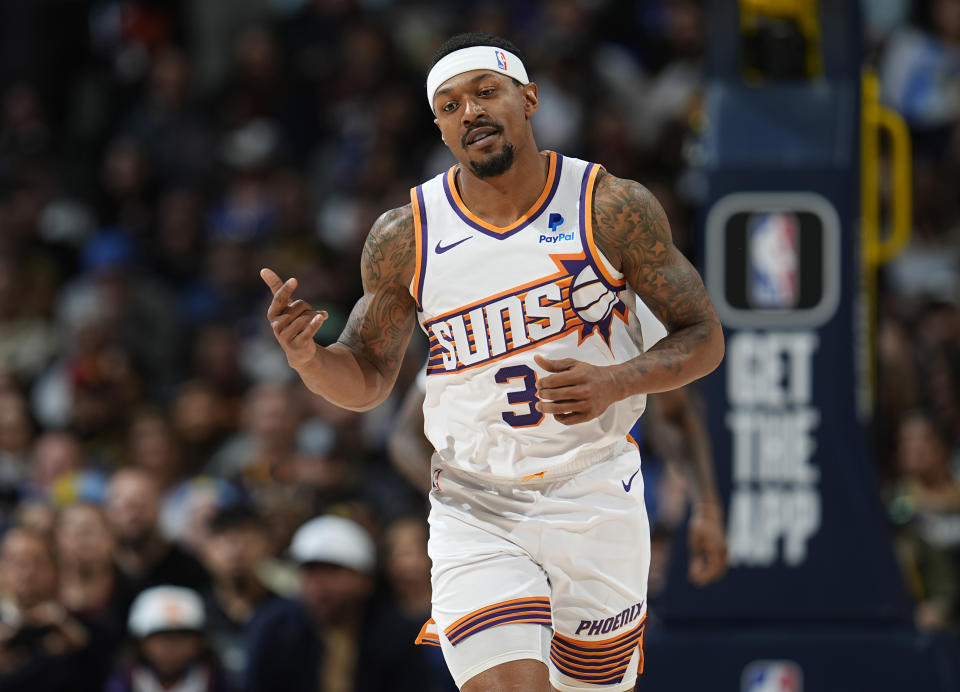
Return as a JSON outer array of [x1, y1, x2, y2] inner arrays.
[[426, 46, 529, 113]]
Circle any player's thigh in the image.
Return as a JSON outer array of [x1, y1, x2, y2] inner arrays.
[[429, 474, 553, 688], [542, 448, 651, 692], [460, 657, 551, 692]]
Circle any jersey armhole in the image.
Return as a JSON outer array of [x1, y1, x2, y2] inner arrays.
[[579, 164, 626, 292], [409, 185, 428, 311]]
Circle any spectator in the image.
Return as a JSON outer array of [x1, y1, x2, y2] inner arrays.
[[206, 381, 304, 487], [106, 585, 229, 692], [125, 409, 187, 495], [889, 411, 960, 630], [199, 504, 282, 689], [169, 380, 232, 476], [0, 527, 101, 691], [55, 501, 134, 684], [26, 430, 87, 497], [105, 468, 209, 595], [383, 514, 457, 692], [245, 514, 428, 692]]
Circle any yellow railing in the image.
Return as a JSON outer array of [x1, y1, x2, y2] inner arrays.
[[861, 71, 912, 266], [859, 70, 912, 417]]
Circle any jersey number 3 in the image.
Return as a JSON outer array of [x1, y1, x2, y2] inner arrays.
[[495, 365, 544, 428]]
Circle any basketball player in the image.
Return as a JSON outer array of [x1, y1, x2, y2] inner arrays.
[[261, 33, 725, 692]]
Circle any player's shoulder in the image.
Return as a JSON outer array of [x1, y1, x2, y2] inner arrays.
[[365, 203, 416, 255], [361, 203, 417, 285], [591, 169, 667, 250], [370, 203, 415, 239], [592, 168, 657, 211]]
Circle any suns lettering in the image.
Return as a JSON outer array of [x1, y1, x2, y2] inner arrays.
[[449, 308, 490, 366], [486, 295, 529, 356], [429, 281, 570, 371], [431, 322, 457, 369], [524, 284, 564, 340]]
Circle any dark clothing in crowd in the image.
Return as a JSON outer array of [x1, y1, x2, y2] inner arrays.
[[202, 587, 283, 690], [122, 543, 211, 597], [0, 612, 105, 692], [244, 597, 430, 692], [105, 657, 231, 692]]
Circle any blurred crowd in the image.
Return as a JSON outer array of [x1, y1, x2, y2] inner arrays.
[[0, 0, 958, 689], [867, 0, 960, 635]]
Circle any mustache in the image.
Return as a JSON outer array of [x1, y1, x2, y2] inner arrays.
[[461, 120, 503, 148]]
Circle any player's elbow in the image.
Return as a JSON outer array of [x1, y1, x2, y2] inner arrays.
[[704, 319, 725, 374], [341, 393, 389, 412]]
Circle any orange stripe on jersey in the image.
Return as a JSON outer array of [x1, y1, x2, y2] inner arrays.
[[425, 252, 583, 324], [627, 433, 640, 451], [426, 324, 580, 376], [445, 151, 558, 234], [582, 165, 626, 290], [410, 187, 426, 308]]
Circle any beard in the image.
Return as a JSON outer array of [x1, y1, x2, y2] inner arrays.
[[469, 142, 515, 179]]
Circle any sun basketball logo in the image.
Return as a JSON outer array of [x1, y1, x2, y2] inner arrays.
[[570, 265, 617, 324], [495, 50, 507, 70]]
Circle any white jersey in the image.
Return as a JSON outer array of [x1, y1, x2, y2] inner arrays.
[[409, 151, 646, 480]]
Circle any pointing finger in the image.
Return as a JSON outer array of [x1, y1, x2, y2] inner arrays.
[[260, 267, 284, 293], [266, 277, 300, 319]]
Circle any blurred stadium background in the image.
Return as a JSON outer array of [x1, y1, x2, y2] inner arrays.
[[0, 0, 958, 690]]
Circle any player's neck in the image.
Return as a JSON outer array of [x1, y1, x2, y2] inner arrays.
[[456, 145, 549, 228]]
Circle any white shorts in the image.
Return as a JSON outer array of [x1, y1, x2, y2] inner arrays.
[[416, 442, 650, 692]]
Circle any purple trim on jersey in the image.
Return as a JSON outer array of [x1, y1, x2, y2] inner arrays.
[[414, 184, 429, 310], [441, 154, 564, 239], [576, 291, 616, 315], [577, 163, 622, 293]]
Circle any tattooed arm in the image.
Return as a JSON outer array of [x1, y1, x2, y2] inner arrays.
[[535, 171, 723, 423], [593, 171, 724, 394], [261, 206, 418, 411]]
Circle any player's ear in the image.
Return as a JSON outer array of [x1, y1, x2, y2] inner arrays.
[[522, 82, 539, 119]]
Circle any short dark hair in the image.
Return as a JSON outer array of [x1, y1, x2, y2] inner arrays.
[[430, 32, 524, 69]]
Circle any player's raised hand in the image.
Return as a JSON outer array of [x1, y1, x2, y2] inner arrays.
[[533, 354, 619, 425], [687, 503, 727, 586], [260, 267, 328, 368]]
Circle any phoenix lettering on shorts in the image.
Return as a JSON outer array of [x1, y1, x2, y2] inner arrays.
[[574, 601, 644, 636]]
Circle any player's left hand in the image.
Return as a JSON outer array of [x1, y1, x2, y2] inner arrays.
[[687, 503, 727, 586], [533, 355, 619, 425]]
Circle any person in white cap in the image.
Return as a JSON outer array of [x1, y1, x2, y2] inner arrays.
[[260, 31, 726, 692], [243, 514, 429, 692], [106, 585, 228, 692]]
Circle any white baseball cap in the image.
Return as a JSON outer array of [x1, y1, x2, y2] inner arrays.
[[128, 585, 205, 638], [289, 515, 375, 573]]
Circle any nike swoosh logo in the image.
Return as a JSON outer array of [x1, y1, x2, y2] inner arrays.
[[622, 468, 640, 492], [435, 236, 472, 254]]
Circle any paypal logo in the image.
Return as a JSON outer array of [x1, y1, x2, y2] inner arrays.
[[540, 212, 572, 244]]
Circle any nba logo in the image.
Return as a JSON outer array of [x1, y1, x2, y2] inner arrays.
[[742, 660, 802, 692], [747, 212, 799, 309], [495, 50, 507, 70]]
